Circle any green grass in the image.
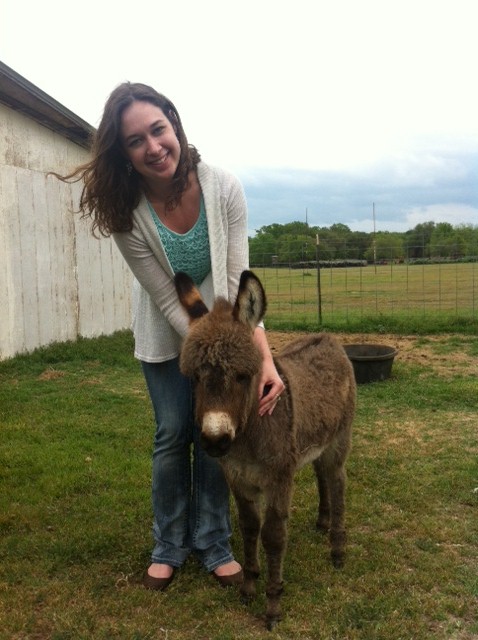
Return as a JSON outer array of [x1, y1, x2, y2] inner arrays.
[[1, 331, 477, 639], [253, 263, 478, 333]]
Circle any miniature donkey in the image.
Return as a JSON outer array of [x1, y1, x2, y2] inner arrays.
[[175, 270, 355, 630]]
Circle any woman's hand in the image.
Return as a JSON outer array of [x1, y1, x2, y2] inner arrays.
[[258, 357, 285, 416], [253, 327, 286, 416]]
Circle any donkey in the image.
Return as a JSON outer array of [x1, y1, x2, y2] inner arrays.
[[174, 270, 355, 630]]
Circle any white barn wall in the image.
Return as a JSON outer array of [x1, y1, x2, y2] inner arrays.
[[0, 103, 132, 361]]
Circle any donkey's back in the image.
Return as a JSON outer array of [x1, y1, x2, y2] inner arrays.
[[276, 333, 355, 469]]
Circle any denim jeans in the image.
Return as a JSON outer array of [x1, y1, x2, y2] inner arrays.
[[141, 358, 234, 572]]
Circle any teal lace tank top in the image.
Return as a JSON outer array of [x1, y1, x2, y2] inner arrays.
[[148, 195, 211, 285]]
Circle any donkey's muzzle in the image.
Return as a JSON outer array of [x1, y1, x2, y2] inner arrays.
[[200, 433, 232, 457]]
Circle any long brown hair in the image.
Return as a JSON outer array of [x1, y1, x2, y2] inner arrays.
[[56, 82, 200, 236]]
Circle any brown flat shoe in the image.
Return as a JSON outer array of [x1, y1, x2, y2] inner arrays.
[[211, 568, 244, 588], [143, 568, 175, 591]]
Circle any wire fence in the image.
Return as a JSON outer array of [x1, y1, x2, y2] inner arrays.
[[250, 244, 478, 327]]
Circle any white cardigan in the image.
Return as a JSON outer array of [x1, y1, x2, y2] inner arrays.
[[113, 162, 249, 362]]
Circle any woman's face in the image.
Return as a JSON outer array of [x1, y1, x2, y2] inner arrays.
[[120, 100, 181, 188]]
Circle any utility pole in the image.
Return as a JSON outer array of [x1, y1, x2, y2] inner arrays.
[[373, 202, 377, 274]]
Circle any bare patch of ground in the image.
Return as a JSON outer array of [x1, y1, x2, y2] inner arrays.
[[38, 368, 66, 381], [266, 331, 478, 378]]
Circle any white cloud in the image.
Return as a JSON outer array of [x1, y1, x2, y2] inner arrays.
[[405, 204, 478, 228], [346, 204, 478, 234], [2, 0, 477, 235], [3, 0, 478, 174]]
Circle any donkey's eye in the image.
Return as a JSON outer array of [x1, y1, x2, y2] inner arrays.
[[236, 373, 250, 384]]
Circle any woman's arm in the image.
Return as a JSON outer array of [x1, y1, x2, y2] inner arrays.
[[224, 172, 250, 299], [112, 227, 190, 338], [221, 169, 285, 415], [253, 326, 286, 416]]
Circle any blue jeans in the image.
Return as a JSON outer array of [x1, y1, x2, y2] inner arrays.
[[141, 358, 234, 572]]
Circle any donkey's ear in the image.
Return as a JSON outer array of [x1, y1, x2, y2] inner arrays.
[[174, 272, 209, 322], [232, 270, 267, 329]]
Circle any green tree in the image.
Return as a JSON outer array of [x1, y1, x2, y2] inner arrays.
[[253, 223, 284, 239], [281, 221, 312, 237], [276, 234, 315, 264], [430, 222, 468, 258], [348, 231, 370, 260], [324, 223, 352, 260], [364, 232, 404, 261], [249, 219, 476, 266], [444, 223, 477, 259], [249, 232, 278, 265], [458, 224, 478, 257], [404, 222, 435, 258]]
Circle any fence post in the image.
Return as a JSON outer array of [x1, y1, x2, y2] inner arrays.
[[316, 234, 322, 324]]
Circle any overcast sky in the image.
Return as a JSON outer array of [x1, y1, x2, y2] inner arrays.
[[2, 0, 477, 234]]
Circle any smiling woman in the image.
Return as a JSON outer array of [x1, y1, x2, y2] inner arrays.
[[119, 101, 201, 234], [52, 83, 200, 236], [121, 102, 182, 188], [51, 80, 285, 593]]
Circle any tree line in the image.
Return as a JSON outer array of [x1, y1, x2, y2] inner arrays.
[[249, 221, 478, 266]]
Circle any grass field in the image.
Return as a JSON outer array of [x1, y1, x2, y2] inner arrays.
[[252, 262, 478, 333], [1, 330, 477, 639]]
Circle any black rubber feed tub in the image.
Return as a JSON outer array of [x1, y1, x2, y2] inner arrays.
[[344, 344, 398, 384]]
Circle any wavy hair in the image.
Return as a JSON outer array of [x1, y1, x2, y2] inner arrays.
[[55, 82, 200, 236]]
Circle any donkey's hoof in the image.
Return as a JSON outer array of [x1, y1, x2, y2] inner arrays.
[[266, 616, 281, 631], [240, 592, 255, 606], [240, 583, 257, 605], [331, 553, 345, 569], [316, 522, 329, 535]]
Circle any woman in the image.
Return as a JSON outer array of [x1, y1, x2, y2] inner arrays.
[[60, 82, 285, 590]]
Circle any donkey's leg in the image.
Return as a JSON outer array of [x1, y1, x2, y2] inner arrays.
[[234, 491, 262, 602], [329, 465, 347, 568], [312, 457, 330, 533], [320, 447, 348, 569], [261, 487, 292, 630]]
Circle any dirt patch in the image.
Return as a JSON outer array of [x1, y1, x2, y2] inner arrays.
[[38, 368, 66, 381], [266, 332, 478, 378]]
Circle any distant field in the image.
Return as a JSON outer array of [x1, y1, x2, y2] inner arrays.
[[252, 262, 478, 331]]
